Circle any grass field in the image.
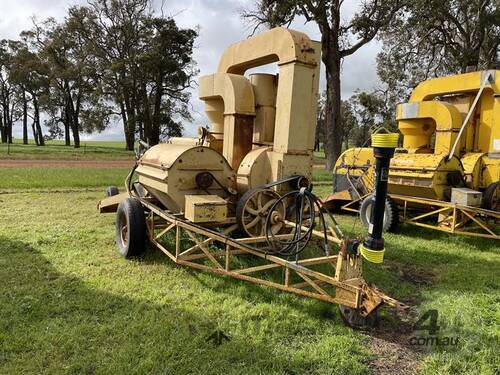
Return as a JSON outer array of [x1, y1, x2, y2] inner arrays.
[[0, 142, 329, 190], [0, 141, 498, 374], [0, 167, 130, 190], [0, 139, 134, 160], [0, 168, 332, 190], [1, 190, 498, 374]]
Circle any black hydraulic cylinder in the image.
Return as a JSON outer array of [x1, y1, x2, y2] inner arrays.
[[359, 133, 398, 263]]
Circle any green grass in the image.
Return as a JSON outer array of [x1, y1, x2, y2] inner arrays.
[[0, 139, 134, 160], [0, 189, 498, 374], [0, 165, 330, 190], [312, 169, 332, 182], [0, 143, 498, 374], [0, 169, 328, 190], [0, 168, 130, 190]]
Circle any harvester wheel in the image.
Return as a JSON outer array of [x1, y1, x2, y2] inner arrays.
[[483, 182, 500, 212], [115, 198, 147, 258], [338, 305, 378, 329], [236, 188, 286, 237], [359, 195, 399, 233], [106, 186, 119, 197]]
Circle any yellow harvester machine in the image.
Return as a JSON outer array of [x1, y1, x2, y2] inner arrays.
[[97, 27, 407, 327], [326, 70, 500, 239]]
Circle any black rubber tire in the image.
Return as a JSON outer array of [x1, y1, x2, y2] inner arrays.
[[115, 198, 147, 258], [106, 186, 119, 197], [482, 181, 500, 212], [339, 305, 378, 329], [359, 194, 399, 233]]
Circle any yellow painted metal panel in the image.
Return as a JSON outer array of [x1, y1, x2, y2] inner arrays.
[[217, 27, 320, 74], [184, 195, 227, 223], [409, 70, 499, 102]]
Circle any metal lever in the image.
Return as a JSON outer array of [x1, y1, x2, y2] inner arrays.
[[447, 71, 494, 160]]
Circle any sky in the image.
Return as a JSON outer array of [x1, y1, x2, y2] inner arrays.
[[0, 0, 382, 141]]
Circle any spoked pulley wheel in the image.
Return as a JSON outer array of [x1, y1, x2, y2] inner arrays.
[[236, 188, 286, 237]]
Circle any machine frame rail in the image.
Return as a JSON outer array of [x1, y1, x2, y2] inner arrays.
[[138, 197, 400, 315], [341, 194, 500, 240]]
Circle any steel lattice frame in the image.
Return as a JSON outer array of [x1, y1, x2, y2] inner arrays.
[[341, 194, 500, 240], [140, 198, 398, 315]]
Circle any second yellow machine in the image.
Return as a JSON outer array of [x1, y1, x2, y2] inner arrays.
[[327, 70, 500, 239]]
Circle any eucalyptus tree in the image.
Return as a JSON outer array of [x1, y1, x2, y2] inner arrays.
[[35, 13, 108, 148], [242, 0, 405, 169], [0, 41, 18, 144], [75, 0, 197, 150], [134, 16, 197, 145], [378, 0, 500, 99], [8, 39, 49, 146]]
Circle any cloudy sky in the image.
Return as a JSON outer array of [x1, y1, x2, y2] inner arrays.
[[0, 0, 382, 141]]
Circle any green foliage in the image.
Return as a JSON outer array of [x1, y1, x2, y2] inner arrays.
[[378, 0, 500, 98], [80, 0, 198, 148], [0, 0, 198, 149]]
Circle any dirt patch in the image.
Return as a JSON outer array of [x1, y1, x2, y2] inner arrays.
[[0, 159, 133, 168], [365, 261, 435, 375], [382, 261, 437, 286], [366, 307, 426, 375]]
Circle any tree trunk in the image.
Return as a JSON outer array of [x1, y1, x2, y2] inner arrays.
[[118, 100, 131, 150], [63, 106, 71, 146], [67, 102, 80, 149], [122, 91, 136, 151], [64, 122, 71, 146], [71, 120, 80, 148], [33, 97, 45, 146], [140, 83, 155, 145], [69, 107, 81, 149], [124, 114, 135, 151], [22, 92, 28, 145], [7, 104, 13, 144], [31, 121, 39, 146], [0, 113, 4, 143], [2, 103, 10, 143], [323, 58, 343, 171]]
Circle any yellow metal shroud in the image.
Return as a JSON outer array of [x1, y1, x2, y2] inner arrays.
[[330, 69, 500, 206]]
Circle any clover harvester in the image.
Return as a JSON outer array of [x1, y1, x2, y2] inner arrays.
[[326, 70, 500, 239], [99, 28, 404, 326]]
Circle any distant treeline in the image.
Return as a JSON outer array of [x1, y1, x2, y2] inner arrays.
[[1, 0, 498, 156], [0, 0, 197, 149]]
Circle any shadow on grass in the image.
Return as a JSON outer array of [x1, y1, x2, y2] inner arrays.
[[141, 243, 344, 323], [0, 236, 309, 374], [142, 236, 422, 336]]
